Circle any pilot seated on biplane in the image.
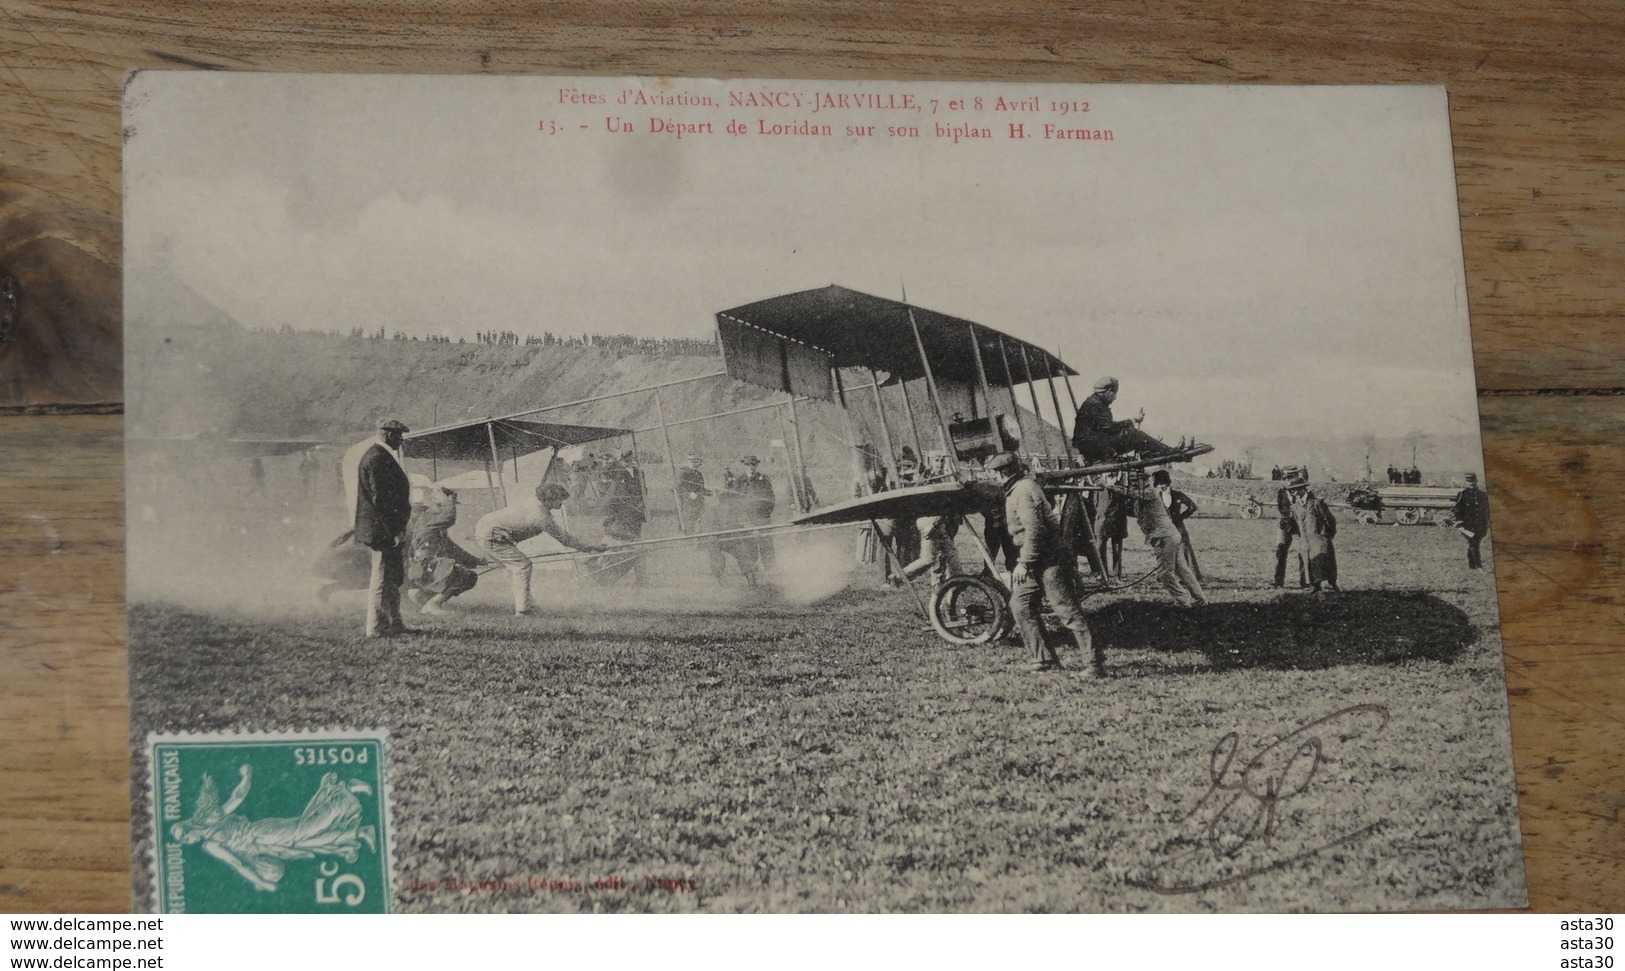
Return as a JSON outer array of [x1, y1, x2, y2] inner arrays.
[[1071, 376, 1182, 465]]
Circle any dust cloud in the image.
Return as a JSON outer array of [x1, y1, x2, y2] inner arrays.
[[126, 460, 876, 625]]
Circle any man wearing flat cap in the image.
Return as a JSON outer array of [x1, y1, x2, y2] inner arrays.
[[1071, 376, 1176, 465], [989, 451, 1103, 675], [354, 418, 414, 636]]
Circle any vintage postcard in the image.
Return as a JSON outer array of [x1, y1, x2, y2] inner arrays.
[[124, 74, 1524, 912]]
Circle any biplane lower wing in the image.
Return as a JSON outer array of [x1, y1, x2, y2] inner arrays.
[[789, 481, 980, 527], [128, 436, 329, 459], [1034, 442, 1216, 485]]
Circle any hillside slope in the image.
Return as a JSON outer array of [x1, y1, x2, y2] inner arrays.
[[127, 327, 1072, 485]]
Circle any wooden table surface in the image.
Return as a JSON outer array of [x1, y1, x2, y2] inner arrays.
[[1, 1, 1620, 912]]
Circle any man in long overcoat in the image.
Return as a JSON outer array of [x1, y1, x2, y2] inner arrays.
[[1281, 469, 1339, 591]]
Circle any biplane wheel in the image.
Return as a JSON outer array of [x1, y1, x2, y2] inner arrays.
[[1396, 508, 1422, 525], [1356, 510, 1379, 525], [929, 574, 1012, 646]]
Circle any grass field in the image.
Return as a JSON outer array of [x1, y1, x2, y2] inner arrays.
[[128, 517, 1526, 912]]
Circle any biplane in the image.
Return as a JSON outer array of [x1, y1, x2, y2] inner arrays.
[[394, 284, 1210, 641]]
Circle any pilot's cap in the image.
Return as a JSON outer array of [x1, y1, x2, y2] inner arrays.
[[378, 418, 409, 433], [986, 451, 1021, 474], [741, 455, 760, 466], [1093, 376, 1119, 392]]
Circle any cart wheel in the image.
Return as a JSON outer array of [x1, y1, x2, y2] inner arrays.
[[1356, 510, 1379, 525], [1396, 508, 1422, 525], [1244, 503, 1263, 520], [929, 574, 1011, 646]]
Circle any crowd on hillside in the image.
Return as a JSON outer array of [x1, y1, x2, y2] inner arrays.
[[272, 325, 720, 357]]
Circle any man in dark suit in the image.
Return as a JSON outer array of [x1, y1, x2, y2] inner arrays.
[[677, 453, 708, 533], [1272, 465, 1305, 587], [735, 454, 777, 572], [1452, 472, 1491, 569], [355, 418, 414, 637], [1070, 376, 1176, 465]]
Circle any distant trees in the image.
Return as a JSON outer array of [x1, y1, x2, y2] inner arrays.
[[472, 329, 717, 357]]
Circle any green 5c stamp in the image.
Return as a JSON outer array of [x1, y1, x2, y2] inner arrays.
[[147, 730, 394, 913]]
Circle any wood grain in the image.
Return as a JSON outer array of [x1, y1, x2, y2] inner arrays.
[[0, 0, 1621, 912]]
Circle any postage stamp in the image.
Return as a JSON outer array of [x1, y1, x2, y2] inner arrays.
[[145, 730, 393, 914]]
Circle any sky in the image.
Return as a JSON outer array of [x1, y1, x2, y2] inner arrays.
[[123, 74, 1483, 442]]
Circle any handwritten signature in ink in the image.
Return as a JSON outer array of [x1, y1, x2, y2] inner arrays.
[[1139, 704, 1391, 895]]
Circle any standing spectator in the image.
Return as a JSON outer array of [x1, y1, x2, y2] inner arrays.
[[1452, 472, 1491, 569], [852, 444, 889, 570], [988, 451, 1101, 675], [1273, 465, 1305, 588], [354, 419, 413, 637], [885, 456, 922, 585], [1153, 469, 1203, 581], [677, 453, 708, 533], [734, 455, 777, 573], [1284, 469, 1339, 591], [1095, 485, 1130, 580], [596, 455, 648, 586]]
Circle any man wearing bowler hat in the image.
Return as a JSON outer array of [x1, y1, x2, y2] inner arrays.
[[354, 418, 414, 637], [1272, 465, 1307, 588], [1275, 465, 1338, 591]]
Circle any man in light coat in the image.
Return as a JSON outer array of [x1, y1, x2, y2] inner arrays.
[[476, 483, 605, 615]]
